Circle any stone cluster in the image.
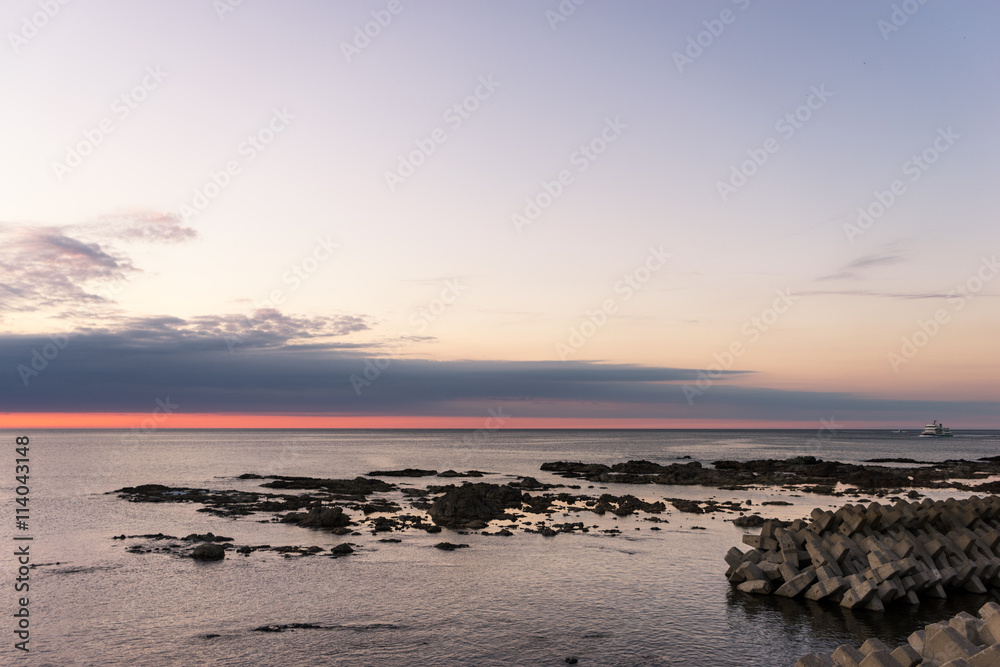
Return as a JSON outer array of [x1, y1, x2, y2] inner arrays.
[[796, 602, 1000, 666], [726, 497, 1000, 611]]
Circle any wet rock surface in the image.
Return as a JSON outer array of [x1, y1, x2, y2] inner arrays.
[[541, 456, 1000, 491], [426, 483, 524, 528]]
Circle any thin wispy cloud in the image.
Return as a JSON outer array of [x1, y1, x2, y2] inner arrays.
[[817, 249, 906, 282], [0, 212, 197, 319]]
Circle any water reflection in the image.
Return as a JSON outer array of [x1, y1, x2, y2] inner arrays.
[[725, 586, 996, 658]]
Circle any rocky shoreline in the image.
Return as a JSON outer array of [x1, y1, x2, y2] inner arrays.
[[542, 456, 1000, 493]]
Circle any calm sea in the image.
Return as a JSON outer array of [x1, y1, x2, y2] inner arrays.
[[3, 429, 1000, 666]]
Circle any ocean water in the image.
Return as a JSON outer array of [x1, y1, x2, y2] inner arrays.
[[3, 429, 1000, 666]]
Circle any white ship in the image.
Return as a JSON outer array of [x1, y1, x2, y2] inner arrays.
[[919, 420, 953, 437]]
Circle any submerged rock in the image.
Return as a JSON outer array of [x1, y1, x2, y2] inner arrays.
[[434, 542, 470, 551], [191, 543, 226, 561], [366, 468, 437, 477]]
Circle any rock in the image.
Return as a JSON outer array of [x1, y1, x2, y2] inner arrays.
[[182, 533, 233, 542], [434, 542, 469, 551], [331, 543, 354, 556], [427, 483, 522, 528], [295, 505, 350, 530], [366, 468, 437, 477], [191, 543, 226, 560]]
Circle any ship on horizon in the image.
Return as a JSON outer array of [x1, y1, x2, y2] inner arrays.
[[919, 420, 953, 437]]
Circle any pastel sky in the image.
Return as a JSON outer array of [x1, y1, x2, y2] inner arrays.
[[1, 0, 998, 428]]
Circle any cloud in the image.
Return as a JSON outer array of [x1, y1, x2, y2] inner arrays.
[[0, 318, 739, 414], [73, 211, 198, 244], [796, 289, 954, 300], [817, 249, 905, 282], [1, 318, 990, 423], [0, 212, 197, 318]]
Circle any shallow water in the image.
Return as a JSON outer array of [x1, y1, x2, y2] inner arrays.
[[3, 429, 1000, 666]]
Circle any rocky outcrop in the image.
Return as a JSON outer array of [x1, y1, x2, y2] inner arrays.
[[191, 543, 226, 560], [287, 504, 350, 530], [427, 483, 523, 528], [541, 457, 1000, 491], [365, 469, 437, 477]]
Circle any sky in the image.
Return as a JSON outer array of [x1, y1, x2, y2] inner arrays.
[[1, 0, 998, 429]]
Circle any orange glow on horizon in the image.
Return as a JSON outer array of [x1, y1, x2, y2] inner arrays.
[[0, 412, 918, 429]]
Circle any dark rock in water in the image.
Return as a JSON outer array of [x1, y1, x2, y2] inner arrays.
[[427, 483, 523, 527], [260, 476, 394, 498], [973, 480, 1000, 493], [437, 470, 486, 478], [593, 494, 667, 516], [191, 543, 226, 560], [254, 623, 324, 632], [434, 542, 469, 551], [540, 462, 613, 477], [182, 533, 233, 542], [366, 468, 437, 477], [424, 525, 443, 533], [371, 516, 398, 532], [566, 658, 579, 665], [378, 538, 402, 543], [290, 504, 350, 529], [237, 473, 263, 479], [733, 514, 765, 527], [331, 543, 354, 555], [612, 460, 668, 474], [669, 499, 704, 514], [509, 476, 546, 489], [202, 634, 221, 639]]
